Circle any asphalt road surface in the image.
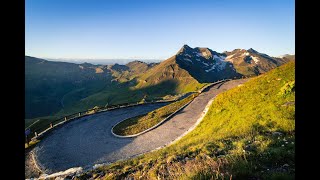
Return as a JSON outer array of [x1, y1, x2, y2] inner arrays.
[[32, 79, 249, 174]]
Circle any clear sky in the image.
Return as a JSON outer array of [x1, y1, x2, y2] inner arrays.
[[26, 0, 295, 60]]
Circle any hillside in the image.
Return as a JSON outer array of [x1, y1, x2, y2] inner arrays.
[[25, 55, 204, 129], [134, 55, 205, 94], [79, 61, 295, 179], [25, 56, 113, 119], [57, 56, 206, 118], [25, 46, 293, 129], [56, 49, 214, 118], [104, 61, 157, 83]]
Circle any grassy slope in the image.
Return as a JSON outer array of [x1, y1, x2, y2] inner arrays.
[[25, 56, 113, 118], [25, 57, 206, 135], [135, 56, 205, 94], [79, 61, 295, 180], [54, 56, 205, 120], [113, 93, 198, 136]]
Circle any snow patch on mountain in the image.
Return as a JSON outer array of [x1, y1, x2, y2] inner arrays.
[[213, 55, 226, 61], [225, 54, 235, 62], [185, 54, 192, 58], [204, 55, 227, 72], [202, 62, 209, 66], [215, 61, 227, 71], [251, 56, 260, 63], [184, 58, 193, 64], [205, 66, 215, 72], [205, 62, 227, 72]]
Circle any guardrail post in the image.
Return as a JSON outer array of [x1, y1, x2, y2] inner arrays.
[[35, 132, 38, 137], [64, 117, 67, 121], [79, 112, 81, 116], [50, 123, 53, 128]]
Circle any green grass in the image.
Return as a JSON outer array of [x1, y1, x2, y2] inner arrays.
[[25, 78, 207, 137], [52, 79, 206, 120], [77, 61, 295, 179], [113, 93, 198, 136], [25, 56, 207, 137]]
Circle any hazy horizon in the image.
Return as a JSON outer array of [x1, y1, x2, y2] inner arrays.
[[39, 57, 163, 65], [26, 48, 295, 66]]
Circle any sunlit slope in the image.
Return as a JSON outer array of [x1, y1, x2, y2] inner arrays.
[[85, 61, 295, 179], [135, 56, 205, 93], [59, 56, 206, 116]]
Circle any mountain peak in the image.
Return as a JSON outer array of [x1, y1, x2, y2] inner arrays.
[[247, 48, 258, 53], [177, 44, 194, 54], [182, 44, 191, 49]]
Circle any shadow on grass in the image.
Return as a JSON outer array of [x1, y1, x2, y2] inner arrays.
[[26, 79, 181, 136]]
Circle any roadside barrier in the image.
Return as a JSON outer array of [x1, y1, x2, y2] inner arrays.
[[27, 100, 174, 142], [25, 77, 249, 143]]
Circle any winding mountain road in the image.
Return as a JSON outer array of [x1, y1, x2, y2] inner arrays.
[[32, 79, 249, 174]]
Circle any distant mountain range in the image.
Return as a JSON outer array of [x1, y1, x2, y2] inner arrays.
[[42, 58, 163, 65], [25, 45, 294, 121]]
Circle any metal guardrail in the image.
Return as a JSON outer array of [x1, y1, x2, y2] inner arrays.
[[25, 76, 252, 144], [26, 100, 176, 142], [198, 79, 231, 93]]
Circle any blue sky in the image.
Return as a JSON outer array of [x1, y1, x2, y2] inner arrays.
[[26, 0, 295, 60]]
